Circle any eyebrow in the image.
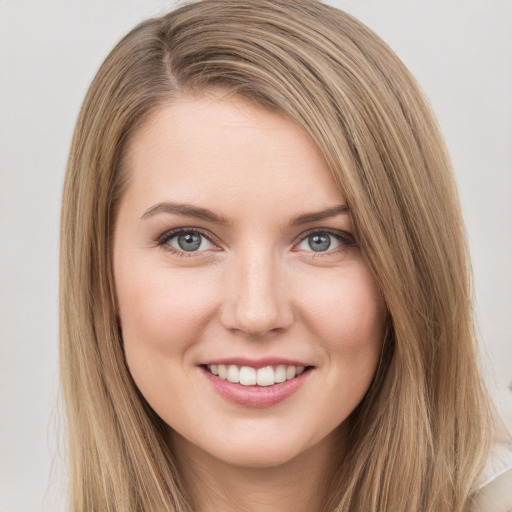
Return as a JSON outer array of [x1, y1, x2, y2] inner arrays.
[[141, 201, 349, 226], [290, 204, 349, 226], [141, 201, 232, 225]]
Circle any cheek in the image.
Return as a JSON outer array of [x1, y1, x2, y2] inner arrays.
[[116, 264, 220, 359], [115, 264, 223, 418], [295, 264, 385, 355]]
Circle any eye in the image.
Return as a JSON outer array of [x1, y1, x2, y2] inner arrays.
[[295, 231, 355, 254], [159, 229, 217, 255]]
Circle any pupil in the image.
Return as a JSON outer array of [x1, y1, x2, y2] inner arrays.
[[308, 234, 331, 252], [178, 232, 201, 251]]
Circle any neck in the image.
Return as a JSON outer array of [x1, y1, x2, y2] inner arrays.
[[169, 428, 345, 512]]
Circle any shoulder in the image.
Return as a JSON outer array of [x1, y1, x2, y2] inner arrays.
[[472, 441, 512, 512]]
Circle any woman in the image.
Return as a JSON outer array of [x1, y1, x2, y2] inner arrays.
[[59, 1, 508, 510]]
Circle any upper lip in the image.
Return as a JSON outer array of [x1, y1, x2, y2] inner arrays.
[[200, 357, 312, 368]]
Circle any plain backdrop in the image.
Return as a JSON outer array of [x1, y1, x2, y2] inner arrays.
[[0, 1, 511, 511]]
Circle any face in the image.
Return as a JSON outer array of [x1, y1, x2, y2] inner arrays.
[[114, 93, 386, 470]]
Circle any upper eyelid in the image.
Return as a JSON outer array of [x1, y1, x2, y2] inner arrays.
[[157, 227, 219, 246], [293, 228, 356, 245]]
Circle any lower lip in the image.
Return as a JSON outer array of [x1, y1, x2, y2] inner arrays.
[[201, 367, 312, 408]]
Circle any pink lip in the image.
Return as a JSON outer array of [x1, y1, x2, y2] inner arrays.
[[201, 357, 310, 368], [200, 366, 313, 408]]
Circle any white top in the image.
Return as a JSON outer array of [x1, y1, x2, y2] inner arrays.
[[473, 442, 512, 511]]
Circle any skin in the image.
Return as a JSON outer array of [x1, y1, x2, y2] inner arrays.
[[113, 92, 387, 512]]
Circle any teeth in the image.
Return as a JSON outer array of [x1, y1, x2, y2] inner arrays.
[[239, 366, 257, 385], [274, 365, 287, 383], [227, 365, 239, 383], [207, 364, 307, 386], [256, 366, 274, 386], [286, 366, 296, 380]]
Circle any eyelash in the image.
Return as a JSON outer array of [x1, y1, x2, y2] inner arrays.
[[294, 229, 357, 258], [155, 228, 220, 258], [156, 227, 357, 259]]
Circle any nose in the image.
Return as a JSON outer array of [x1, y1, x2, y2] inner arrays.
[[220, 249, 294, 338]]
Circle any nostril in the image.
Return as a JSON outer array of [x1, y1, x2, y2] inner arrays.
[[220, 298, 294, 337], [219, 261, 294, 336]]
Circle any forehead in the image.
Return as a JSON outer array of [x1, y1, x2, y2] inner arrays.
[[121, 94, 344, 217]]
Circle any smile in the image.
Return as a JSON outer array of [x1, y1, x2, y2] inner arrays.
[[200, 360, 314, 407], [206, 364, 306, 386]]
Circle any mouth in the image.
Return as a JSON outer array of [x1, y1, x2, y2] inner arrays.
[[202, 363, 310, 387], [199, 360, 314, 407]]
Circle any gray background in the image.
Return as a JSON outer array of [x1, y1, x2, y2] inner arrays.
[[1, 1, 511, 511]]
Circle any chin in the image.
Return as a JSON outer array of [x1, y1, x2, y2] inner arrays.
[[212, 442, 303, 469], [171, 422, 337, 471]]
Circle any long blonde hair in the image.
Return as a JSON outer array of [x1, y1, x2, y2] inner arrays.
[[60, 1, 494, 510]]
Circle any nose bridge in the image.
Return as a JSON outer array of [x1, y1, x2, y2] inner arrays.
[[221, 245, 293, 337]]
